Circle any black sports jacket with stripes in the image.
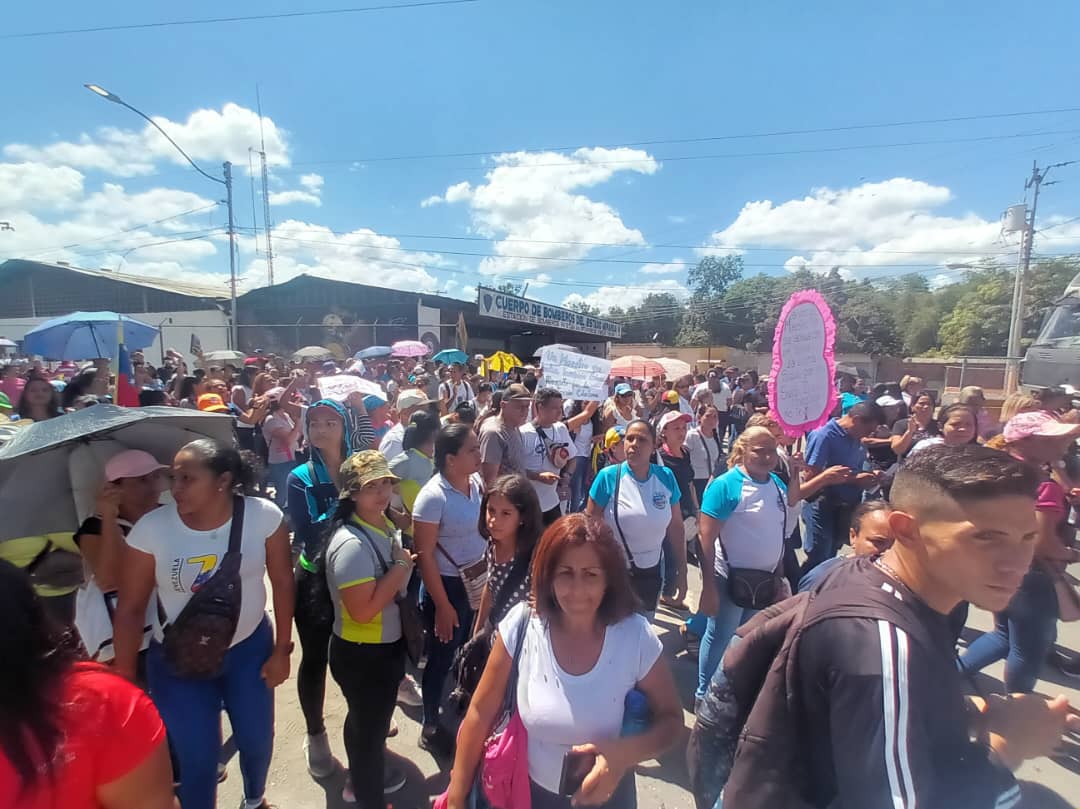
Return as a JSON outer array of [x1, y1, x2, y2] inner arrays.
[[797, 557, 1019, 809]]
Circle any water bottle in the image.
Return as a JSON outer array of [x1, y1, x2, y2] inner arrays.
[[621, 688, 651, 736]]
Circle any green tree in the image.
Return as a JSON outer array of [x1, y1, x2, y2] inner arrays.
[[686, 255, 745, 344], [566, 300, 602, 317], [610, 293, 683, 344], [937, 269, 1013, 355], [495, 281, 524, 295]]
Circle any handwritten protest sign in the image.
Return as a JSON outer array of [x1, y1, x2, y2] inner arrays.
[[769, 290, 837, 437], [540, 348, 612, 401], [318, 374, 383, 403]]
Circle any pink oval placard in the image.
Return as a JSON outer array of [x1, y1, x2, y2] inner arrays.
[[769, 289, 837, 437]]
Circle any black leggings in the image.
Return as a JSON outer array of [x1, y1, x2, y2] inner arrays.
[[294, 565, 333, 736], [329, 637, 405, 809]]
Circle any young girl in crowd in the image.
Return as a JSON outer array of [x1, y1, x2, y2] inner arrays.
[[262, 388, 303, 510], [473, 473, 544, 632], [16, 376, 62, 421], [412, 424, 488, 757], [113, 440, 295, 809], [389, 410, 440, 516], [325, 451, 417, 807], [909, 402, 979, 455], [446, 515, 682, 809], [0, 560, 176, 809]]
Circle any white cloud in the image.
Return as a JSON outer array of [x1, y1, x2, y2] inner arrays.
[[528, 273, 552, 289], [426, 147, 658, 275], [640, 260, 683, 275], [562, 279, 688, 313], [299, 173, 324, 192], [263, 219, 443, 292], [0, 162, 85, 211], [701, 178, 1064, 278], [4, 103, 289, 177], [268, 173, 325, 207]]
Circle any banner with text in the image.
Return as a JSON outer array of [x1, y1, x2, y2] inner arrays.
[[477, 286, 622, 339], [769, 290, 837, 437], [318, 374, 383, 403], [540, 347, 613, 401]]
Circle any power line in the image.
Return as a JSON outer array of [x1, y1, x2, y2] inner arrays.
[[1, 0, 480, 40], [289, 108, 1080, 166], [18, 204, 220, 257], [263, 225, 1021, 258]]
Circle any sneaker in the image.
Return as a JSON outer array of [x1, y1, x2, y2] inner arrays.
[[218, 762, 228, 783], [419, 724, 456, 759], [384, 766, 407, 794], [397, 673, 423, 707], [342, 778, 356, 804], [303, 731, 339, 779]]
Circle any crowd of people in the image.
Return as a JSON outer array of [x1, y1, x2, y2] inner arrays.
[[3, 347, 1080, 809]]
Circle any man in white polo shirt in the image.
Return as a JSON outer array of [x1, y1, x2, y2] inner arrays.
[[520, 387, 573, 526]]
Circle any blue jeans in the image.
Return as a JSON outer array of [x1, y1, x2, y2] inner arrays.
[[569, 457, 590, 513], [696, 572, 760, 700], [268, 460, 294, 511], [147, 616, 274, 809], [420, 574, 474, 728], [800, 498, 855, 576], [959, 568, 1058, 692]]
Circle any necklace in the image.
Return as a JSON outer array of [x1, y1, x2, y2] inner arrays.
[[874, 556, 903, 582]]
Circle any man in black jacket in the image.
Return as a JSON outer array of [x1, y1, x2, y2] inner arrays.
[[797, 445, 1077, 808]]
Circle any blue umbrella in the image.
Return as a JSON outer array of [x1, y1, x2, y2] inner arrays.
[[432, 349, 468, 365], [22, 311, 158, 360], [355, 346, 393, 359]]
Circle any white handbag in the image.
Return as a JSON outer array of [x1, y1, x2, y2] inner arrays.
[[74, 577, 153, 662]]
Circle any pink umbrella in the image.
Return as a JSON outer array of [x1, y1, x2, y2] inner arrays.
[[610, 355, 667, 380], [391, 340, 430, 358]]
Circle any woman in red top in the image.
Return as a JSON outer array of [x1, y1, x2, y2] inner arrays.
[[0, 559, 176, 809]]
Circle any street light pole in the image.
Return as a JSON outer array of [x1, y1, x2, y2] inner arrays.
[[84, 83, 240, 350]]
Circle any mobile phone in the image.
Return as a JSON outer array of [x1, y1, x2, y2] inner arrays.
[[558, 750, 596, 796]]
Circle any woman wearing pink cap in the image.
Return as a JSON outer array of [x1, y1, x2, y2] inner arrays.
[[960, 411, 1080, 691], [73, 450, 166, 670]]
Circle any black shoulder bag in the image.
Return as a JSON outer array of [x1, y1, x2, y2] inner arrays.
[[352, 523, 425, 667], [716, 479, 787, 610], [609, 462, 639, 572], [159, 496, 245, 679], [449, 554, 531, 710]]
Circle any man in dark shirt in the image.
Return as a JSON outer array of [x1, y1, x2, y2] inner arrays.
[[801, 401, 885, 575], [797, 445, 1077, 808]]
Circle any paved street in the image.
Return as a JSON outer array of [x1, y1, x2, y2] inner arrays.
[[218, 564, 1080, 809]]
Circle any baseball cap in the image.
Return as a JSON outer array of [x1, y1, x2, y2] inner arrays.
[[875, 394, 903, 408], [604, 426, 626, 449], [363, 393, 388, 411], [662, 390, 680, 405], [397, 389, 433, 410], [244, 357, 260, 366], [197, 393, 230, 413], [105, 450, 166, 482], [339, 450, 400, 499], [614, 383, 633, 397], [1003, 411, 1080, 443], [503, 383, 532, 401], [657, 411, 692, 433]]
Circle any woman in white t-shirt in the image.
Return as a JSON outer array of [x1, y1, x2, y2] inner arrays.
[[685, 404, 725, 502], [445, 514, 681, 809], [112, 439, 295, 809], [694, 426, 801, 703], [586, 419, 685, 615]]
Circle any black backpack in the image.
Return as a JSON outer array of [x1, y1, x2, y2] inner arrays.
[[157, 496, 245, 679], [687, 575, 936, 809]]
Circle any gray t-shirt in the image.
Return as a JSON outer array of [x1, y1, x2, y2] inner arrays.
[[325, 519, 404, 643], [479, 416, 525, 475], [413, 472, 487, 577]]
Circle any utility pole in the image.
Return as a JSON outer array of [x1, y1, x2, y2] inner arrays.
[[257, 86, 275, 286], [1004, 160, 1075, 392], [224, 161, 239, 350]]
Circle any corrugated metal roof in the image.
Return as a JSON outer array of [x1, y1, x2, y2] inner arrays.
[[0, 259, 229, 300]]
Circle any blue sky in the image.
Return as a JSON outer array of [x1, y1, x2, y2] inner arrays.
[[3, 0, 1080, 310]]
